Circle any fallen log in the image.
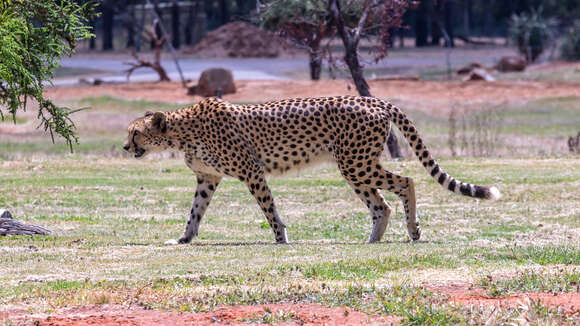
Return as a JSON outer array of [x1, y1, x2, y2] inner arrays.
[[0, 210, 52, 236]]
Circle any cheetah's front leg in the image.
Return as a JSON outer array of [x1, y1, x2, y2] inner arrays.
[[173, 173, 222, 244], [243, 173, 288, 244]]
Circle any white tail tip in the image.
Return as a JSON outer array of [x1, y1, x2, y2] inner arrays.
[[489, 187, 502, 200]]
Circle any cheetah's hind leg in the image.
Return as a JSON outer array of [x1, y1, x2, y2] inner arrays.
[[348, 185, 392, 243]]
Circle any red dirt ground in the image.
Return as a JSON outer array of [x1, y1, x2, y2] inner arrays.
[[430, 282, 580, 315], [45, 79, 580, 115], [3, 285, 578, 325], [2, 303, 398, 326]]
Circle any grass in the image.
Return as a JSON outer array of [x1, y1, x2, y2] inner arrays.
[[76, 96, 185, 113], [0, 155, 579, 324], [1, 95, 579, 159], [499, 65, 580, 83], [481, 268, 580, 297], [1, 92, 579, 323]]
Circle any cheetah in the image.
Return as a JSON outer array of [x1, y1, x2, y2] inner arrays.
[[123, 96, 501, 244]]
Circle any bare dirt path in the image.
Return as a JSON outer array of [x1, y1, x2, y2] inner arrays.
[[46, 79, 580, 115]]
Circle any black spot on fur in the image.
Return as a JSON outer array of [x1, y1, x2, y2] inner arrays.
[[448, 179, 456, 192], [430, 166, 440, 177]]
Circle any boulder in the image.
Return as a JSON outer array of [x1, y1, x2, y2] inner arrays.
[[188, 68, 236, 97], [496, 56, 526, 72]]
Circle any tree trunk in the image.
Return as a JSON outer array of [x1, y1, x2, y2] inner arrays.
[[219, 0, 230, 25], [444, 1, 455, 47], [194, 1, 207, 44], [102, 0, 114, 51], [126, 5, 135, 48], [431, 0, 442, 46], [463, 0, 471, 36], [329, 0, 402, 158], [171, 0, 180, 49], [309, 38, 323, 80], [151, 1, 162, 50], [89, 18, 96, 50], [184, 0, 195, 45], [399, 28, 405, 48], [415, 0, 429, 47], [431, 20, 441, 45]]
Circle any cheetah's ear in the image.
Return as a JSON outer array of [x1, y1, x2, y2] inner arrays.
[[144, 111, 154, 117], [151, 111, 167, 134]]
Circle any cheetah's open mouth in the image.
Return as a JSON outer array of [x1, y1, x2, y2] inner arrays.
[[134, 148, 146, 158]]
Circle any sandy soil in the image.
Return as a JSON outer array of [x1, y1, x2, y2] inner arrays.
[[431, 282, 580, 315], [45, 79, 580, 115], [2, 303, 399, 326], [0, 283, 580, 326], [3, 285, 578, 325]]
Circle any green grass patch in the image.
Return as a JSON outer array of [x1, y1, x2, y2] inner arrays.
[[481, 269, 580, 297], [77, 96, 185, 113]]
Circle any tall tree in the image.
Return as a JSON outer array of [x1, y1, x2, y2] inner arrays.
[[328, 0, 413, 158]]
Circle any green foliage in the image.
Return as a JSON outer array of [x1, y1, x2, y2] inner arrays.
[[561, 21, 580, 61], [0, 0, 96, 149], [509, 9, 554, 63], [260, 0, 329, 30]]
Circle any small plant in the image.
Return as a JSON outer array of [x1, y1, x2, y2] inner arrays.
[[561, 22, 580, 61], [447, 105, 504, 157], [509, 9, 554, 63], [569, 131, 580, 154], [242, 307, 298, 324]]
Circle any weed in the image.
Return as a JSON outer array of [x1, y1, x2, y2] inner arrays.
[[481, 268, 580, 296]]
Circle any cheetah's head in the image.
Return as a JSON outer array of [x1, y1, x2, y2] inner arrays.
[[123, 111, 168, 158]]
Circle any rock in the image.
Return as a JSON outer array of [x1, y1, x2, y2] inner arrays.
[[78, 78, 105, 86], [463, 68, 496, 82], [496, 56, 527, 72], [457, 62, 485, 75], [0, 210, 12, 219], [188, 68, 236, 97]]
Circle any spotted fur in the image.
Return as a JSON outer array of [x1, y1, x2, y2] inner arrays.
[[124, 96, 501, 244]]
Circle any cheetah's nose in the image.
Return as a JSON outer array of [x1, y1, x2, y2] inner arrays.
[[123, 144, 130, 151]]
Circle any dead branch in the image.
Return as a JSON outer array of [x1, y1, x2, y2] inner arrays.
[[124, 19, 171, 82]]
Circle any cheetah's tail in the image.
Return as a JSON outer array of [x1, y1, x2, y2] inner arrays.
[[387, 102, 501, 200]]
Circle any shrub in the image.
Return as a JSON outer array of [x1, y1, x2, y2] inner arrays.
[[561, 22, 580, 61], [509, 9, 553, 63]]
